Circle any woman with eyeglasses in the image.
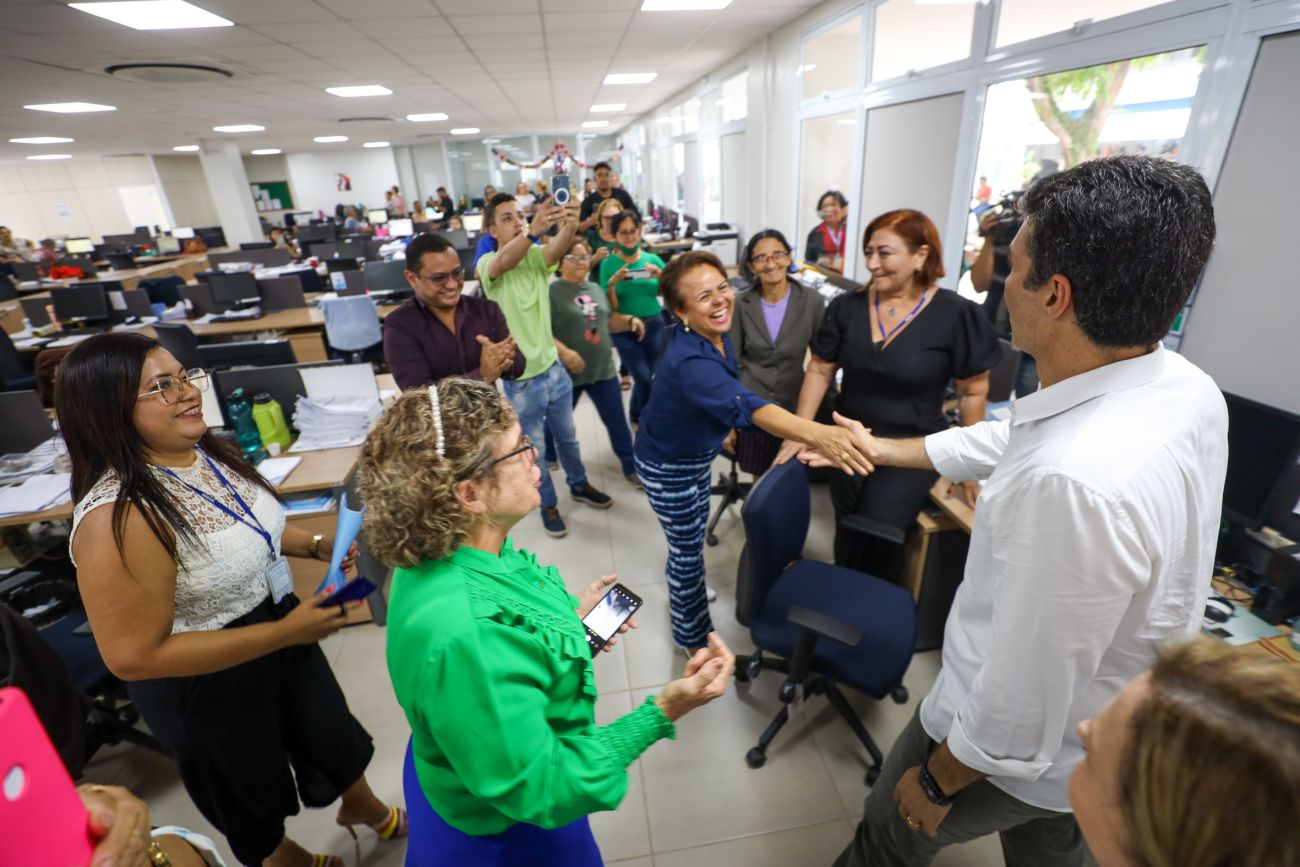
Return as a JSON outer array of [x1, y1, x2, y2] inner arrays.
[[57, 333, 404, 867], [583, 197, 622, 276], [356, 377, 735, 866], [805, 190, 850, 274], [597, 210, 666, 429], [731, 229, 826, 475], [543, 239, 645, 488]]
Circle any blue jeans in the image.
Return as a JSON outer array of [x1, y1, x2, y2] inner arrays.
[[502, 361, 586, 509], [543, 375, 637, 477], [612, 313, 665, 425]]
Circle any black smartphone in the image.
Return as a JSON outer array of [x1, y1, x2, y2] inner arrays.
[[581, 583, 643, 654], [551, 173, 571, 206], [319, 576, 377, 607], [624, 268, 650, 280]]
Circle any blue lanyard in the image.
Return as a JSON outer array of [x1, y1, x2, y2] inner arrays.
[[874, 289, 929, 343], [156, 448, 275, 555]]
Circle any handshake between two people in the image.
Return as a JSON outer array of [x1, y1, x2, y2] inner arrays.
[[773, 412, 882, 476]]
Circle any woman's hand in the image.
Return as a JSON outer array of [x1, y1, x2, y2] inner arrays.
[[278, 590, 356, 646], [655, 633, 735, 722], [772, 438, 807, 466], [592, 246, 611, 266], [559, 346, 586, 375], [575, 574, 637, 652], [645, 261, 663, 278], [317, 535, 358, 572], [79, 783, 152, 867], [608, 262, 631, 287], [807, 415, 877, 476], [627, 315, 646, 341]]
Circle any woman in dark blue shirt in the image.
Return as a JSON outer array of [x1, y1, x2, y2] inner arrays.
[[634, 251, 875, 651]]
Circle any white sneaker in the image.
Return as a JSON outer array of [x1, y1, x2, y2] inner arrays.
[[705, 583, 717, 602]]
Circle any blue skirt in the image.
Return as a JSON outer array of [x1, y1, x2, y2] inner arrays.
[[404, 738, 605, 867]]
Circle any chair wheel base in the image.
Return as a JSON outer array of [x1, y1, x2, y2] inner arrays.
[[734, 666, 750, 683], [866, 765, 881, 786], [891, 686, 909, 705], [745, 748, 767, 769], [706, 534, 719, 547]]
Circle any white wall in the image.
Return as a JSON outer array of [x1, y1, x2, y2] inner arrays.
[[284, 148, 400, 217], [153, 154, 219, 229], [0, 156, 158, 243]]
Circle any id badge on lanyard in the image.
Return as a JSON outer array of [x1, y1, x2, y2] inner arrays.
[[266, 556, 294, 603]]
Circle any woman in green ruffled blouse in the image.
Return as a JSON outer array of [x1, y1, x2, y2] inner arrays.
[[356, 377, 735, 866]]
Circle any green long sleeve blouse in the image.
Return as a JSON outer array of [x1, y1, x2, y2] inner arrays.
[[385, 538, 675, 835]]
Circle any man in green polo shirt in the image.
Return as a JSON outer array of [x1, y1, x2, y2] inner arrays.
[[478, 193, 612, 538]]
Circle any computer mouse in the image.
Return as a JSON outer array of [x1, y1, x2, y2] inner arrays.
[[124, 315, 141, 325], [1203, 596, 1235, 625]]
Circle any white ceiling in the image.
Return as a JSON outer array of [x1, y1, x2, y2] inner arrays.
[[0, 0, 819, 162]]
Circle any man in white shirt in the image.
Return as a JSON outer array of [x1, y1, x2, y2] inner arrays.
[[827, 156, 1227, 866]]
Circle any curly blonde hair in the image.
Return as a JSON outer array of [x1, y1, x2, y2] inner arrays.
[[355, 378, 515, 568]]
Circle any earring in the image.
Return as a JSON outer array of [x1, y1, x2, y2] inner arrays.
[[683, 320, 691, 332]]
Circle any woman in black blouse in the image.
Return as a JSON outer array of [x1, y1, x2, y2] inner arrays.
[[777, 209, 999, 582]]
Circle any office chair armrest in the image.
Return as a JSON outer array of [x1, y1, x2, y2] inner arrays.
[[788, 604, 863, 648], [838, 514, 907, 546]]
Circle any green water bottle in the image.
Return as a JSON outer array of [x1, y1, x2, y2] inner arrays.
[[225, 388, 267, 463], [252, 392, 292, 455]]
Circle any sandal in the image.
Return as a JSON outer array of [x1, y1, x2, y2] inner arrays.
[[310, 857, 343, 867], [339, 805, 408, 842]]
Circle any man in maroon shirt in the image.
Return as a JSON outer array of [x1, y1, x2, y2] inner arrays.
[[383, 232, 524, 390]]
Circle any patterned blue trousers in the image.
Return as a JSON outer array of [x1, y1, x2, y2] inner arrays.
[[634, 450, 718, 648]]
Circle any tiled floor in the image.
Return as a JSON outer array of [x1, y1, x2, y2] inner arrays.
[[79, 396, 1005, 866]]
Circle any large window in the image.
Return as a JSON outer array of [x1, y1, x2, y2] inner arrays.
[[802, 14, 861, 101], [871, 0, 976, 82], [701, 137, 722, 223], [996, 0, 1178, 49], [721, 72, 748, 122], [798, 111, 857, 259]]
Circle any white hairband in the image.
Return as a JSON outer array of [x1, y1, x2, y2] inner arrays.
[[428, 385, 446, 459]]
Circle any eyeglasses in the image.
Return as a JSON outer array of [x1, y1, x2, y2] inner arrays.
[[488, 434, 536, 468], [138, 368, 209, 405], [563, 254, 592, 263], [415, 266, 464, 286], [749, 251, 791, 267]]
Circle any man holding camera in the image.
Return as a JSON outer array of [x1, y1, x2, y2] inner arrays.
[[478, 193, 613, 538], [972, 195, 1038, 397]]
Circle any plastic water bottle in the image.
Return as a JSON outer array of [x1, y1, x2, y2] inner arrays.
[[251, 393, 292, 455], [225, 388, 267, 463]]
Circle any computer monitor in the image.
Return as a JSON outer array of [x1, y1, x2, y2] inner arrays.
[[335, 237, 365, 260], [683, 214, 699, 239], [65, 237, 93, 255], [240, 241, 275, 251], [207, 271, 261, 307], [462, 212, 483, 234], [362, 259, 410, 293], [389, 218, 414, 238], [323, 258, 355, 274], [156, 235, 182, 254], [173, 226, 195, 240], [197, 226, 227, 248], [51, 285, 109, 323], [297, 224, 336, 243], [201, 340, 297, 370], [1222, 393, 1300, 529], [367, 209, 389, 225]]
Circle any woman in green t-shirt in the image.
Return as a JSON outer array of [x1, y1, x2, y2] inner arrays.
[[356, 378, 735, 866], [597, 211, 667, 427], [584, 196, 622, 275]]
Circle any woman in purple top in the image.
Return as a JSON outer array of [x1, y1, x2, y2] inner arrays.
[[731, 230, 826, 475]]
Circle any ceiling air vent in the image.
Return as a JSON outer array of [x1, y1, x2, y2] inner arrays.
[[338, 116, 396, 123], [105, 63, 234, 84]]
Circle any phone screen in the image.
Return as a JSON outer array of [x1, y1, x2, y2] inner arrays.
[[551, 173, 571, 206], [581, 584, 643, 652]]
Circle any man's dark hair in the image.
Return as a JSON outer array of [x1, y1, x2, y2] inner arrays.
[[436, 186, 447, 193], [404, 231, 455, 272], [593, 162, 612, 174], [1020, 155, 1215, 348], [484, 193, 517, 229], [609, 210, 641, 237]]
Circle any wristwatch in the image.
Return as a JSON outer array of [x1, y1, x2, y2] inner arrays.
[[918, 760, 955, 807], [146, 841, 173, 867], [307, 533, 324, 560]]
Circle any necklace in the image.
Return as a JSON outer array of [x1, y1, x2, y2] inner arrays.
[[873, 287, 929, 343]]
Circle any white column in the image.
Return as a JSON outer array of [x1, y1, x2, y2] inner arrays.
[[197, 139, 263, 246], [393, 145, 420, 204]]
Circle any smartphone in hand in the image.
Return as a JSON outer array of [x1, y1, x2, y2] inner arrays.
[[318, 577, 377, 607], [581, 584, 643, 654]]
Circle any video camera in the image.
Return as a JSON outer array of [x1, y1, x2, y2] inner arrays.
[[979, 190, 1025, 244]]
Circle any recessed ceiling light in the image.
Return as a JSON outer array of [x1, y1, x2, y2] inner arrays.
[[24, 102, 116, 113], [27, 154, 72, 160], [326, 85, 392, 98], [213, 124, 264, 132], [797, 64, 816, 74], [451, 128, 480, 135], [314, 135, 348, 143], [9, 136, 75, 144], [406, 113, 448, 122], [69, 1, 232, 30], [590, 103, 626, 113], [250, 148, 281, 155], [363, 141, 390, 148], [172, 144, 200, 151], [603, 72, 657, 85], [641, 0, 730, 9], [582, 120, 610, 128]]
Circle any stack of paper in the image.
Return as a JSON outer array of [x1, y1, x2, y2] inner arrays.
[[0, 473, 71, 517], [0, 439, 60, 485], [281, 490, 336, 515], [256, 456, 302, 486], [290, 395, 381, 452]]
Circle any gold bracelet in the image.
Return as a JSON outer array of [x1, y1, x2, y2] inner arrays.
[[146, 841, 173, 867], [307, 533, 324, 560]]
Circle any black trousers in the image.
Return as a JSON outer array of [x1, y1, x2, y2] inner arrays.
[[129, 596, 374, 866], [830, 464, 938, 583]]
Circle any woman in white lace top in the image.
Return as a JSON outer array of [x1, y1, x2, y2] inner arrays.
[[58, 333, 406, 867]]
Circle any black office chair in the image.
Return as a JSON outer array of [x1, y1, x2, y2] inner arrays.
[[734, 460, 916, 783], [0, 273, 17, 301], [705, 448, 749, 547], [0, 330, 38, 391]]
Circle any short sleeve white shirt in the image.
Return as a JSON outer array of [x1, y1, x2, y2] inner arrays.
[[919, 346, 1228, 811]]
